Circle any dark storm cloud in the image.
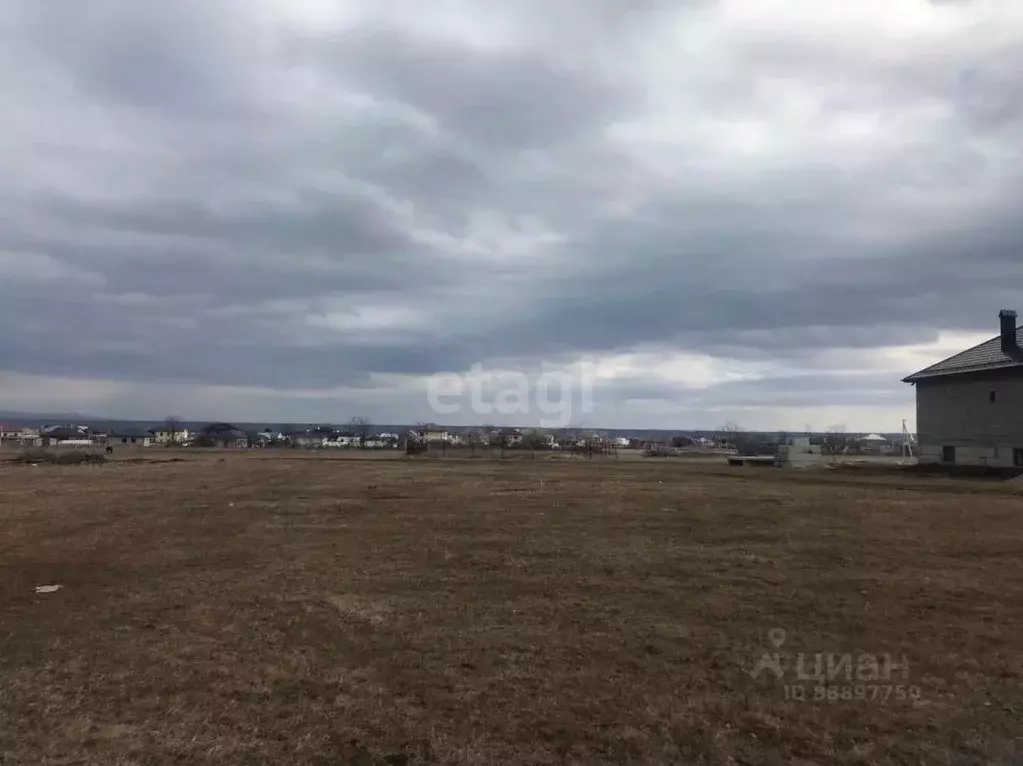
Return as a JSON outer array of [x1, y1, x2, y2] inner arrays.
[[8, 0, 260, 118], [1, 0, 1022, 425], [22, 197, 438, 301], [309, 25, 636, 153]]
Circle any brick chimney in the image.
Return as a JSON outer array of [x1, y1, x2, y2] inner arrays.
[[1000, 309, 1018, 353]]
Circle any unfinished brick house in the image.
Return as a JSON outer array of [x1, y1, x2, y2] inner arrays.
[[904, 309, 1023, 467]]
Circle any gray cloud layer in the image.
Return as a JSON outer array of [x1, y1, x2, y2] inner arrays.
[[2, 0, 1021, 428]]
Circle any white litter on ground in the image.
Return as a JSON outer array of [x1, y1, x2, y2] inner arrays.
[[35, 585, 62, 594]]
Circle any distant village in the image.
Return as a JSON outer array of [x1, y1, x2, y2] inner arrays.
[[0, 420, 910, 457]]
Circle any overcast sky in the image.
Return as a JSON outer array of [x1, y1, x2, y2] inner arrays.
[[2, 0, 1022, 431]]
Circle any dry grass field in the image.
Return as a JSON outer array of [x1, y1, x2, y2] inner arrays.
[[2, 451, 1023, 765]]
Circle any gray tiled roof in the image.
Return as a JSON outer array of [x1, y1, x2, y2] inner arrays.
[[108, 428, 151, 438], [903, 327, 1023, 382]]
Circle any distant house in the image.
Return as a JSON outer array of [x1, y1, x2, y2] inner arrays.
[[107, 428, 152, 447], [858, 433, 888, 453], [416, 423, 449, 443], [254, 430, 282, 447], [290, 432, 320, 449], [579, 431, 611, 447], [291, 426, 338, 448], [497, 428, 524, 446], [148, 427, 190, 445], [198, 423, 248, 449], [481, 428, 522, 447], [1, 426, 42, 447], [323, 432, 359, 448], [38, 424, 93, 446], [363, 436, 398, 449]]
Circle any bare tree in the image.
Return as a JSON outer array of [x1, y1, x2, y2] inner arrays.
[[463, 428, 484, 457], [164, 415, 184, 446], [522, 428, 548, 457], [493, 429, 510, 456], [276, 425, 298, 448], [825, 424, 848, 455], [555, 423, 581, 455], [349, 417, 371, 448], [552, 423, 576, 454], [718, 420, 741, 448], [480, 424, 496, 451], [406, 422, 427, 455]]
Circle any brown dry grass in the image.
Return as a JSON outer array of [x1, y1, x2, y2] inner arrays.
[[2, 453, 1023, 764]]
